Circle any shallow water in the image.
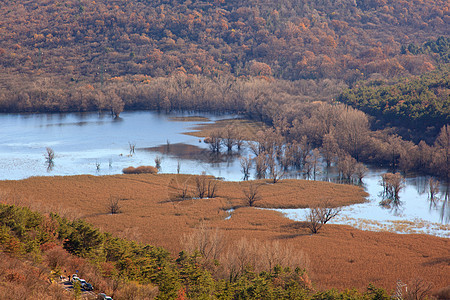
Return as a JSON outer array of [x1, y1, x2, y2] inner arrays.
[[0, 111, 448, 237]]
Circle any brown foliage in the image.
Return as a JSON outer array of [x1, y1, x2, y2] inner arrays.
[[122, 166, 158, 174]]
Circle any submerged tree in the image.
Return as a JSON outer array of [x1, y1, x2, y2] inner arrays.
[[428, 178, 440, 201], [240, 155, 252, 180], [380, 172, 405, 201], [45, 147, 55, 171]]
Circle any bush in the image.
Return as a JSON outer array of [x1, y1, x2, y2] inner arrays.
[[122, 166, 158, 174]]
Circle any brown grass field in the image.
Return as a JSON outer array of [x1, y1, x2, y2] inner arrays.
[[0, 174, 448, 294], [184, 118, 268, 140]]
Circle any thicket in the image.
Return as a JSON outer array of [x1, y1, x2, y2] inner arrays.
[[401, 36, 450, 63], [338, 65, 450, 142], [0, 203, 402, 299]]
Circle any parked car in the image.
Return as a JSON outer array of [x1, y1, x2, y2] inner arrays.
[[97, 293, 113, 300], [83, 282, 93, 291]]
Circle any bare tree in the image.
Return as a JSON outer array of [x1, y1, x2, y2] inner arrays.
[[335, 105, 369, 161], [254, 154, 267, 179], [428, 178, 440, 201], [222, 125, 237, 152], [108, 196, 121, 214], [240, 155, 252, 180], [235, 132, 245, 151], [267, 153, 284, 183], [337, 154, 357, 182], [309, 149, 322, 180], [208, 130, 222, 153], [354, 162, 368, 183], [45, 147, 55, 163], [196, 173, 208, 199], [306, 207, 324, 234], [128, 142, 136, 156], [242, 182, 261, 207], [168, 177, 192, 201], [321, 132, 339, 167], [306, 200, 341, 234], [207, 180, 218, 198], [387, 134, 404, 173], [154, 156, 161, 170], [45, 147, 55, 171], [181, 222, 225, 269], [380, 172, 405, 200], [404, 278, 433, 300], [222, 238, 309, 283]]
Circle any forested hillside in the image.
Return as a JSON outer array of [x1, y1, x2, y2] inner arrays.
[[0, 0, 448, 83], [338, 65, 450, 142]]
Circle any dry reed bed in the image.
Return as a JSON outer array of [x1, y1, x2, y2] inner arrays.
[[184, 118, 268, 140], [0, 174, 448, 293]]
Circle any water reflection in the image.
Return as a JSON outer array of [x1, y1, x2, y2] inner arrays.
[[0, 111, 449, 236], [439, 184, 449, 223], [46, 161, 54, 172]]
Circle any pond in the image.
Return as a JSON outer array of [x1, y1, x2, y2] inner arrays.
[[0, 111, 448, 237]]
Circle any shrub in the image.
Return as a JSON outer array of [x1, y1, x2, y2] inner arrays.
[[122, 166, 158, 174]]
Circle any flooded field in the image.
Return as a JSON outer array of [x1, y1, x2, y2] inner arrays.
[[0, 111, 448, 237]]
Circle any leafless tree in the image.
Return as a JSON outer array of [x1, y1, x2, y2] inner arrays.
[[235, 132, 245, 151], [208, 130, 222, 153], [181, 221, 225, 269], [337, 153, 357, 182], [108, 196, 121, 214], [242, 182, 261, 207], [387, 134, 404, 173], [195, 172, 216, 198], [128, 142, 136, 155], [45, 147, 55, 163], [222, 125, 237, 152], [321, 132, 339, 167], [240, 155, 252, 180], [308, 149, 322, 180], [428, 178, 440, 201], [222, 238, 309, 283], [254, 154, 267, 179], [335, 105, 369, 161], [267, 154, 284, 183], [154, 156, 161, 170], [380, 172, 405, 200], [306, 207, 324, 234], [306, 200, 341, 234], [404, 278, 433, 300], [207, 180, 218, 198], [354, 162, 368, 183]]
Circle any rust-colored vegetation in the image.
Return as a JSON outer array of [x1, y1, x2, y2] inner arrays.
[[122, 165, 158, 174], [0, 174, 448, 293], [185, 118, 268, 141]]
